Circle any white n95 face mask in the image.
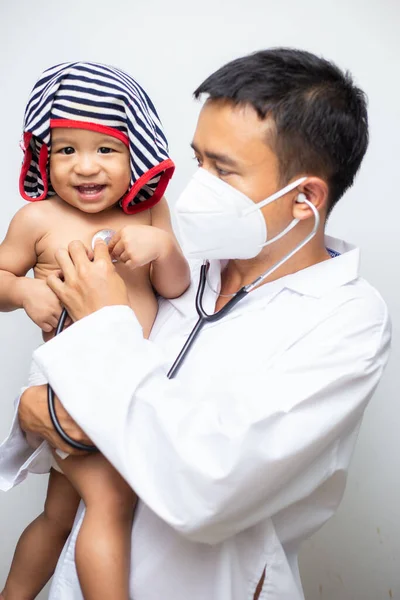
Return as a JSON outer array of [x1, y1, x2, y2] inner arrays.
[[175, 168, 307, 260]]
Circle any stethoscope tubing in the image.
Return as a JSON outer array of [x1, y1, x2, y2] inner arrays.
[[47, 308, 98, 452], [167, 262, 248, 379]]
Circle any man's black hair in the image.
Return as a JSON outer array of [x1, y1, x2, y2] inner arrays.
[[194, 48, 368, 212]]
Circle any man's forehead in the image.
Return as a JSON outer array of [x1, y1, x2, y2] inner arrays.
[[192, 99, 273, 162]]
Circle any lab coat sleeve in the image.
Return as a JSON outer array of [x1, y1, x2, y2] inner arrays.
[[33, 299, 391, 545], [0, 395, 31, 490], [0, 391, 53, 490]]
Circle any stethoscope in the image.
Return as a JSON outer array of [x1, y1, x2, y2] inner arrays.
[[48, 198, 319, 452]]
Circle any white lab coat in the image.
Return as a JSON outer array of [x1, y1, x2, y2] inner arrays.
[[0, 236, 391, 599]]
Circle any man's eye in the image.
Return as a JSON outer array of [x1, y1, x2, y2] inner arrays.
[[193, 155, 202, 167], [216, 166, 231, 177], [98, 147, 113, 154], [59, 147, 75, 155]]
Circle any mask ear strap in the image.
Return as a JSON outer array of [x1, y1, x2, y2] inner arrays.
[[242, 176, 307, 216], [245, 199, 320, 293], [262, 218, 300, 246]]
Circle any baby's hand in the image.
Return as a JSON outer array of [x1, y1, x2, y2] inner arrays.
[[108, 225, 173, 270], [19, 278, 64, 332]]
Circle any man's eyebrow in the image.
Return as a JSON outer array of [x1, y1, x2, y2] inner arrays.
[[190, 142, 239, 167]]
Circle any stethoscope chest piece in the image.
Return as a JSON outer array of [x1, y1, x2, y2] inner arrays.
[[92, 229, 117, 263], [91, 229, 116, 249]]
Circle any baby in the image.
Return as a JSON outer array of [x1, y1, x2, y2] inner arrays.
[[0, 62, 189, 600]]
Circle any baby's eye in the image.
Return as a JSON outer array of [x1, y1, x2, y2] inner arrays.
[[59, 147, 75, 155], [98, 147, 114, 154]]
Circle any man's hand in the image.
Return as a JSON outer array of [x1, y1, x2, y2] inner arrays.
[[108, 224, 174, 270], [47, 239, 129, 322], [19, 385, 92, 455]]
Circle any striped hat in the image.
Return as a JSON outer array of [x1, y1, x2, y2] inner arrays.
[[20, 62, 175, 214]]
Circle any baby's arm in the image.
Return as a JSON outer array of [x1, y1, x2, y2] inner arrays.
[[149, 197, 190, 298], [109, 197, 190, 299], [0, 205, 39, 310], [0, 204, 62, 331]]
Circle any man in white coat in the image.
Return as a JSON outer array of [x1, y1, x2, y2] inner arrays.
[[4, 48, 392, 599]]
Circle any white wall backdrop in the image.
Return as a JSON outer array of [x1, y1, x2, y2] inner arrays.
[[0, 1, 398, 598]]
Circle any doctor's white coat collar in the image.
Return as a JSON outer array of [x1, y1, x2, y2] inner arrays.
[[169, 235, 360, 322], [276, 235, 359, 298]]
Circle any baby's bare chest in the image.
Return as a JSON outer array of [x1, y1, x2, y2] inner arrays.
[[35, 207, 151, 274], [34, 204, 158, 338]]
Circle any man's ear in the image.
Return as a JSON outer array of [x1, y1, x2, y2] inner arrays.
[[292, 177, 329, 220]]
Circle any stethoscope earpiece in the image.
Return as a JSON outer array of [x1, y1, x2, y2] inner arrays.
[[296, 193, 307, 203]]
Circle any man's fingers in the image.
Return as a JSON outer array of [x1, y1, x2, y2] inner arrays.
[[48, 435, 78, 455], [64, 315, 73, 328], [68, 240, 91, 267], [19, 386, 90, 456], [51, 434, 91, 455], [47, 272, 64, 297], [51, 269, 64, 281], [49, 436, 89, 456], [50, 398, 94, 453], [49, 315, 59, 329], [54, 248, 75, 282], [94, 238, 113, 262]]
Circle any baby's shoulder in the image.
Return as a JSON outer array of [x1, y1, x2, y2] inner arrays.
[[10, 199, 59, 234], [15, 197, 60, 218]]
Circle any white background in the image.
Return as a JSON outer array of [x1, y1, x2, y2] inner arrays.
[[0, 0, 398, 598]]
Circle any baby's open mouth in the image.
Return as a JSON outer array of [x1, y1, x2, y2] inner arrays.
[[75, 184, 105, 195]]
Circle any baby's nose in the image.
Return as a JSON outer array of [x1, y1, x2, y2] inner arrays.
[[74, 152, 101, 175]]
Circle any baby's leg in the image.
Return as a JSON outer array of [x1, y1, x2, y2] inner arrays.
[[55, 452, 136, 600], [1, 469, 80, 600]]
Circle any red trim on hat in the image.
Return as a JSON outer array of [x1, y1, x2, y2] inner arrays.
[[19, 132, 49, 202], [19, 132, 32, 200], [50, 119, 129, 147], [121, 159, 175, 215]]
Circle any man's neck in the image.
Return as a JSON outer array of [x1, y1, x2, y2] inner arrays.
[[220, 231, 330, 297]]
